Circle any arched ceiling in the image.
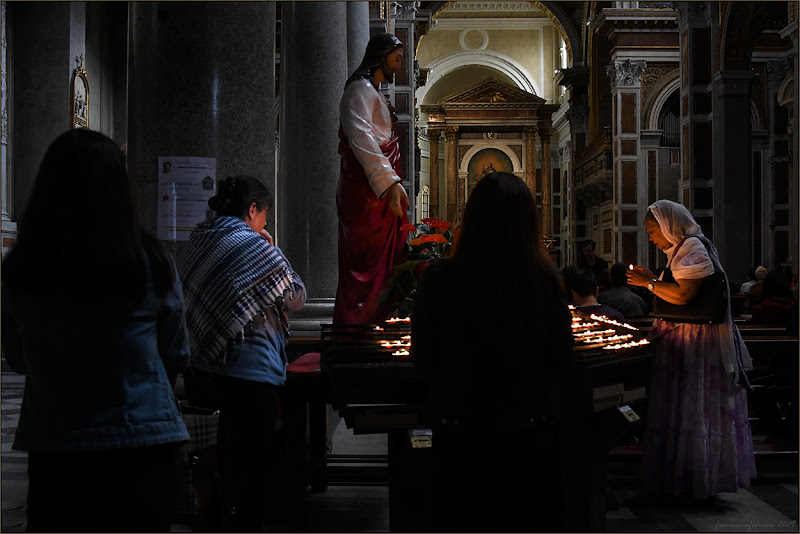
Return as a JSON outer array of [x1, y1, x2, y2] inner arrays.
[[419, 1, 583, 64], [422, 66, 517, 105], [416, 1, 573, 105]]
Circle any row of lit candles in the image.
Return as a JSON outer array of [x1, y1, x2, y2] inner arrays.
[[603, 339, 650, 350], [573, 328, 616, 338], [581, 333, 634, 344], [588, 314, 638, 331]]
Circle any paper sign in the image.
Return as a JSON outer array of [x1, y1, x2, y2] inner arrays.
[[157, 156, 216, 241]]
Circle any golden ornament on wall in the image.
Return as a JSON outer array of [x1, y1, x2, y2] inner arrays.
[[70, 54, 89, 129]]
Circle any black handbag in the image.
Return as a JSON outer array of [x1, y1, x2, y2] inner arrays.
[[652, 236, 728, 324]]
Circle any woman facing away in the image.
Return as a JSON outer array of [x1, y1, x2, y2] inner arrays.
[[411, 172, 593, 532], [180, 176, 306, 532], [1, 128, 191, 532], [627, 199, 756, 500]]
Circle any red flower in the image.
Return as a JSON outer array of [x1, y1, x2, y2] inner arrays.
[[400, 222, 416, 232], [421, 217, 442, 226], [409, 234, 448, 246], [430, 220, 451, 231]]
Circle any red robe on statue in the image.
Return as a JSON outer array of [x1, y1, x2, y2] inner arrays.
[[334, 126, 409, 324]]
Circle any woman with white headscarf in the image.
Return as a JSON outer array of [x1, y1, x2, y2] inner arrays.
[[627, 199, 756, 501]]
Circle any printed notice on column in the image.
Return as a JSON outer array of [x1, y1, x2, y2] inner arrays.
[[157, 156, 217, 241]]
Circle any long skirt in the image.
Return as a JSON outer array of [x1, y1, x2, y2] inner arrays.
[[641, 319, 757, 498]]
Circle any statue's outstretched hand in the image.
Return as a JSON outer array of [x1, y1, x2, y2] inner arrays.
[[388, 182, 408, 218]]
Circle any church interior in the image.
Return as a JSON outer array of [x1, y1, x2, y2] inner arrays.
[[1, 1, 798, 532]]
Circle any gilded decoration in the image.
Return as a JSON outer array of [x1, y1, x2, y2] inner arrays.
[[477, 91, 508, 103], [70, 55, 89, 129], [641, 66, 679, 107]]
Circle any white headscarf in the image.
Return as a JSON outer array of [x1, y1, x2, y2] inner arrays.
[[648, 199, 703, 245], [647, 199, 753, 382]]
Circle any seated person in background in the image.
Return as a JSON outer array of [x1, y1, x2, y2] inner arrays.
[[576, 238, 609, 279], [738, 268, 757, 294], [752, 270, 798, 326], [596, 268, 611, 293], [567, 268, 625, 321], [744, 266, 767, 296], [597, 263, 649, 318]]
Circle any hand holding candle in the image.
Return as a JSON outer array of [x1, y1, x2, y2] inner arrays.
[[626, 264, 656, 287]]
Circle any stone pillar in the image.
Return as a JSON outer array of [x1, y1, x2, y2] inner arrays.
[[444, 126, 459, 223], [712, 70, 754, 282], [1, 1, 9, 223], [8, 2, 85, 221], [677, 2, 714, 235], [607, 58, 646, 264], [346, 1, 370, 77], [780, 20, 799, 273], [128, 2, 275, 261], [427, 127, 441, 219], [279, 2, 347, 299], [523, 125, 537, 197], [540, 126, 553, 236]]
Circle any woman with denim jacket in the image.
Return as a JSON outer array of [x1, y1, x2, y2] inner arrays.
[[1, 129, 191, 532]]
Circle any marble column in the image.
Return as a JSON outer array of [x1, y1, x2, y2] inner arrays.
[[8, 2, 85, 221], [1, 1, 9, 224], [279, 2, 347, 299], [127, 2, 276, 263], [523, 125, 537, 197], [427, 127, 441, 219], [780, 20, 799, 276], [444, 126, 459, 223], [712, 70, 754, 282], [346, 1, 370, 77], [540, 127, 553, 237]]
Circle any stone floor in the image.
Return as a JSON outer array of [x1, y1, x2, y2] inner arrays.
[[2, 369, 798, 533]]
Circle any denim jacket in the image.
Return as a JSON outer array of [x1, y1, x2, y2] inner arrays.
[[1, 264, 191, 451]]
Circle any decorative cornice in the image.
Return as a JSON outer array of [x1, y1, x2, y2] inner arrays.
[[766, 58, 792, 90], [556, 66, 591, 88], [434, 18, 550, 30], [443, 2, 540, 13], [594, 9, 678, 39], [538, 127, 553, 142], [607, 59, 647, 90], [393, 1, 419, 21], [440, 77, 544, 106]]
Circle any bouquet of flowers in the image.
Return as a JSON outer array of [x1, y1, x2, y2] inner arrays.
[[379, 217, 455, 315]]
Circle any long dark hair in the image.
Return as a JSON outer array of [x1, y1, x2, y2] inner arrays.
[[345, 32, 403, 88], [208, 175, 271, 219], [453, 172, 561, 321], [2, 128, 174, 310]]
